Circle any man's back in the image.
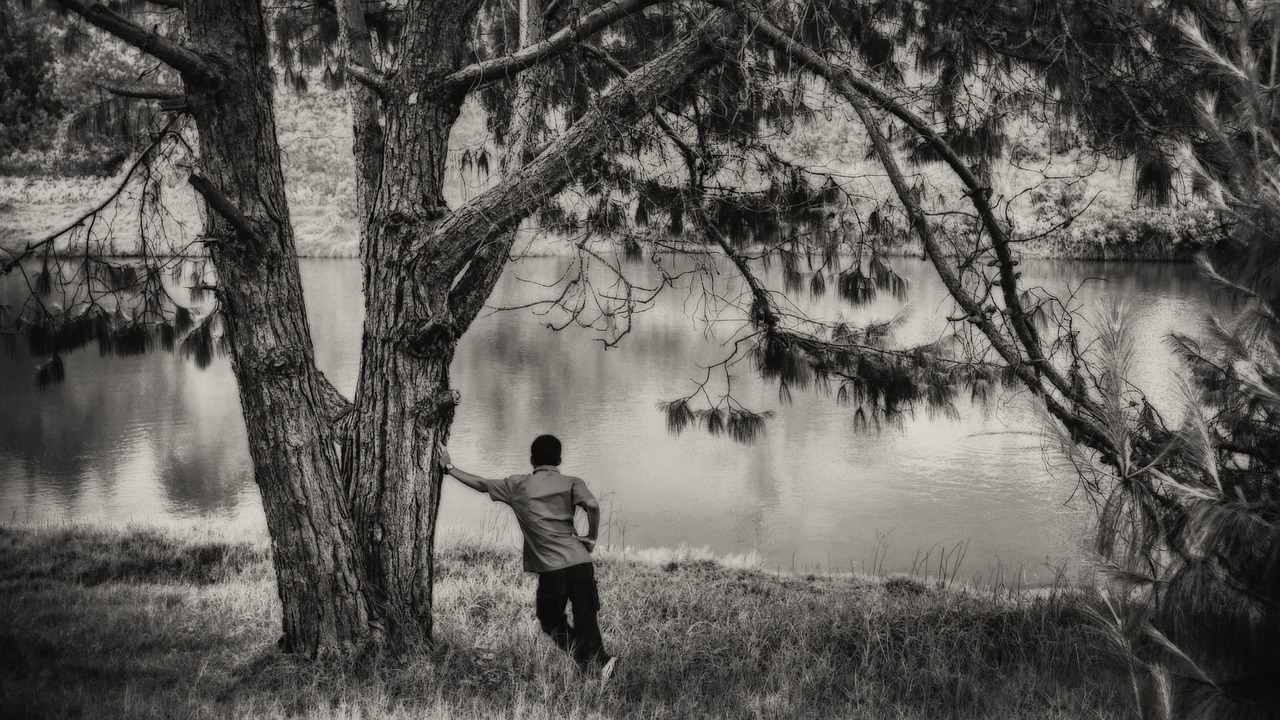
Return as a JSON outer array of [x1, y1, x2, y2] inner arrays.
[[487, 466, 595, 572], [438, 436, 614, 677]]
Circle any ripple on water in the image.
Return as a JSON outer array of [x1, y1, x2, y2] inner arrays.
[[957, 431, 1049, 457]]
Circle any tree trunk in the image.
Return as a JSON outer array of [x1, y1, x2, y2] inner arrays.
[[342, 5, 738, 645], [344, 1, 474, 642], [182, 0, 378, 658]]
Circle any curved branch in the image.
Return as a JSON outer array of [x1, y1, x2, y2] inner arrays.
[[343, 61, 389, 95], [725, 0, 1116, 431], [53, 0, 220, 85], [1, 117, 181, 276], [447, 238, 512, 333], [722, 0, 1084, 405], [443, 0, 666, 91], [450, 0, 560, 334], [848, 95, 1118, 460], [189, 173, 265, 244], [580, 43, 702, 183]]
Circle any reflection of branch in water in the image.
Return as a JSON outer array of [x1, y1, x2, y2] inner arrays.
[[0, 113, 235, 387]]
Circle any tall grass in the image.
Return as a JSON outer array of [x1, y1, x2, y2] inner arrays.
[[0, 523, 1130, 719]]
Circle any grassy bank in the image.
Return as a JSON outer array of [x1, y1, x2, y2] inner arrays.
[[0, 523, 1129, 719]]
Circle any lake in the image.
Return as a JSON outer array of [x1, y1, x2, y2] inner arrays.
[[0, 255, 1215, 584]]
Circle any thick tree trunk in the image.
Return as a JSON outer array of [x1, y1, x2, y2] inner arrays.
[[182, 0, 378, 658], [345, 2, 474, 642]]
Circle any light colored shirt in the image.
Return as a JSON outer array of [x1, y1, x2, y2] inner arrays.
[[487, 465, 595, 572]]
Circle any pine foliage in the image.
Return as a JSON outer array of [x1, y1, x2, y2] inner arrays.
[[1043, 7, 1280, 717]]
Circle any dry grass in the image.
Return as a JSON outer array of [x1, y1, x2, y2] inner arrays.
[[0, 523, 1130, 719]]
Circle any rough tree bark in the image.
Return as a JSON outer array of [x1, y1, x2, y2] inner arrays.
[[54, 0, 380, 658], [180, 0, 380, 657]]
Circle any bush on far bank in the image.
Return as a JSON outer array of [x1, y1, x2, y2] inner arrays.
[[1015, 177, 1226, 260]]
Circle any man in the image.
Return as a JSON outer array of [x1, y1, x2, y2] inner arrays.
[[437, 434, 618, 681]]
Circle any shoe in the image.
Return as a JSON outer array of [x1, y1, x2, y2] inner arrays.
[[600, 656, 618, 683]]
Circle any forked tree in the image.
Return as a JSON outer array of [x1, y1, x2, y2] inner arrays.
[[8, 0, 752, 657]]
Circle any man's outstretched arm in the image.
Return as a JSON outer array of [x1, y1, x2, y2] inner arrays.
[[578, 497, 600, 552], [436, 444, 498, 494]]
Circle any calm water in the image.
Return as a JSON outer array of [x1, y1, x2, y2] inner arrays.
[[0, 256, 1215, 583]]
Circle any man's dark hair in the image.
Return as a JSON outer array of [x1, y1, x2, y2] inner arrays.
[[530, 434, 562, 466]]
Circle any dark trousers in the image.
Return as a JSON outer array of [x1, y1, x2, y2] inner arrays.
[[536, 562, 609, 668]]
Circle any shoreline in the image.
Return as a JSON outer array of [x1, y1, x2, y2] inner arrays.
[[0, 515, 1087, 593], [3, 172, 1223, 263]]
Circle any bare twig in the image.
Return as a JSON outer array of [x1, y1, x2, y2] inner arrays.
[[1, 116, 181, 276]]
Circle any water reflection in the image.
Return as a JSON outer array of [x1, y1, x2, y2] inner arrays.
[[0, 255, 1215, 583]]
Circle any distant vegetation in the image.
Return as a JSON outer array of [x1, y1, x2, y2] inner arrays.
[[0, 6, 163, 177]]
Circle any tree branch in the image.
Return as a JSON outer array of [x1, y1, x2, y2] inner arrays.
[[447, 239, 512, 333], [188, 173, 265, 243], [144, 0, 183, 9], [449, 0, 556, 333], [580, 43, 761, 324], [443, 0, 665, 91], [95, 79, 186, 101], [723, 1, 1098, 418], [342, 61, 389, 95], [717, 0, 1120, 463], [422, 9, 740, 278], [1, 117, 180, 276], [53, 0, 220, 85], [581, 43, 701, 178]]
